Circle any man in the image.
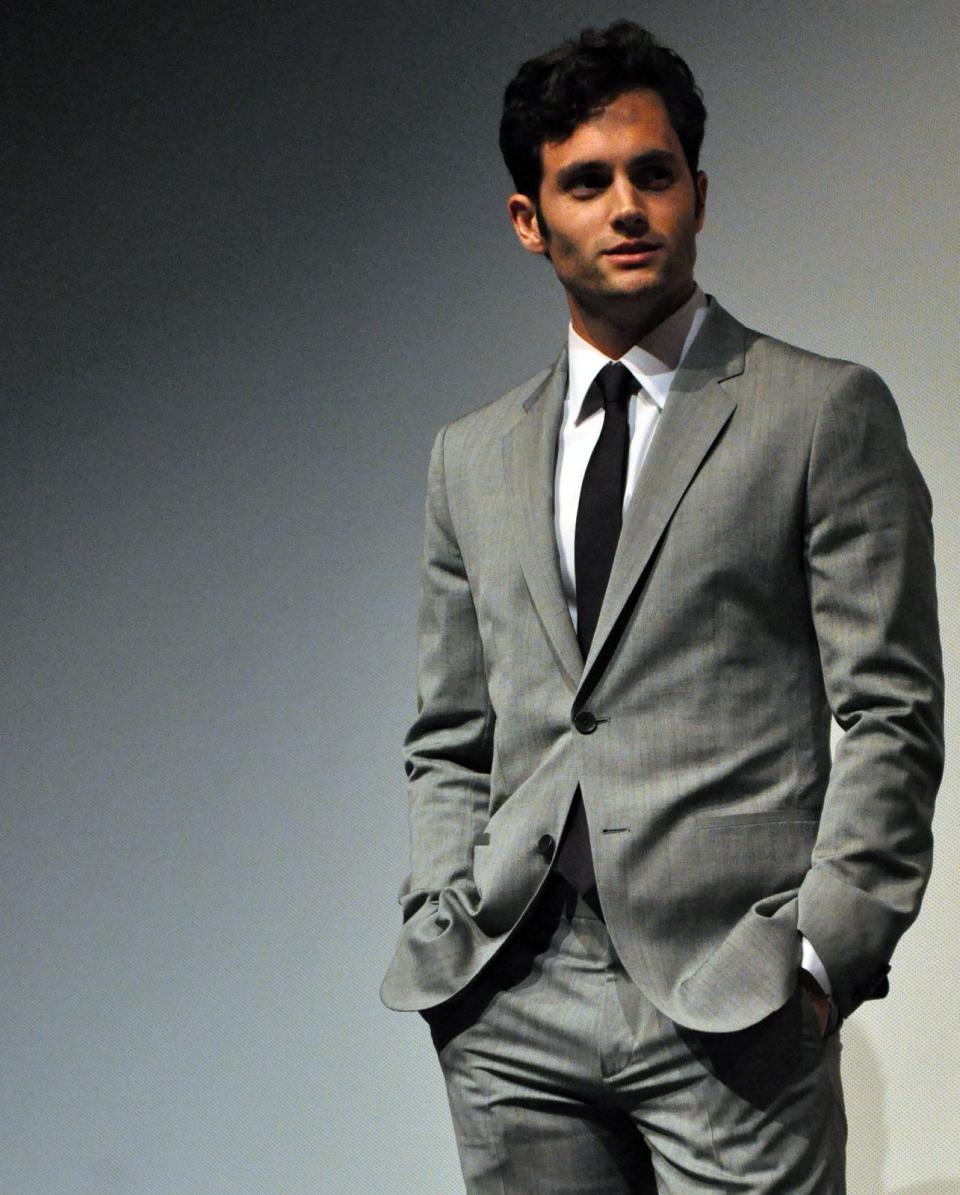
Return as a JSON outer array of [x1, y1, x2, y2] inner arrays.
[[380, 20, 943, 1194]]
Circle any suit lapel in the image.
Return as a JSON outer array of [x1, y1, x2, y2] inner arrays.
[[501, 302, 749, 693], [581, 302, 746, 684], [502, 347, 583, 688]]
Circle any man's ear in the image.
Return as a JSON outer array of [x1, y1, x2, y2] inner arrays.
[[508, 193, 548, 256], [694, 171, 708, 227]]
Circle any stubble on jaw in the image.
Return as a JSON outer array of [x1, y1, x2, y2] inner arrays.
[[534, 207, 699, 348], [559, 253, 698, 350]]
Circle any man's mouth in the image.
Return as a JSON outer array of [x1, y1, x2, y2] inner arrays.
[[604, 239, 664, 258]]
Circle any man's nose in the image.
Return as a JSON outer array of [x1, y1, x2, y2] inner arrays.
[[610, 177, 647, 230]]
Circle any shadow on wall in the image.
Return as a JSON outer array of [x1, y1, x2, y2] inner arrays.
[[843, 1019, 958, 1195]]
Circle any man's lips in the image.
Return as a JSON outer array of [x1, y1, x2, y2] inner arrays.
[[604, 240, 664, 259]]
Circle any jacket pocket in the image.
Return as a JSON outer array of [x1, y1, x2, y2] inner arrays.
[[697, 811, 819, 915]]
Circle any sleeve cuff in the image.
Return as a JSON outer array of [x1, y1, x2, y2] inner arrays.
[[800, 934, 833, 996]]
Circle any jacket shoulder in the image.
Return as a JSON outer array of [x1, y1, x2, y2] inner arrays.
[[440, 360, 556, 447], [739, 321, 886, 397]]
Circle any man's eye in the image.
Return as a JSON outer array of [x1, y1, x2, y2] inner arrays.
[[637, 167, 673, 188], [570, 175, 606, 193]]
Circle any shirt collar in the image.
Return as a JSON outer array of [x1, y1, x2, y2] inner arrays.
[[567, 285, 709, 421]]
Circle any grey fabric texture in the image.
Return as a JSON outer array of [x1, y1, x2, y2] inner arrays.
[[380, 299, 944, 1031], [427, 874, 846, 1193]]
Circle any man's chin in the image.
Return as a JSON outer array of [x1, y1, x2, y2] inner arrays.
[[577, 279, 669, 318]]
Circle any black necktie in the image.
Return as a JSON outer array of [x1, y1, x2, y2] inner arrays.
[[554, 362, 637, 902], [573, 362, 636, 656]]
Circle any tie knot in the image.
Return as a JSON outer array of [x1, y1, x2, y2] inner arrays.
[[579, 361, 636, 421], [598, 362, 636, 405]]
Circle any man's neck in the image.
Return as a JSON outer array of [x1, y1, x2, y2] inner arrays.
[[568, 282, 697, 359]]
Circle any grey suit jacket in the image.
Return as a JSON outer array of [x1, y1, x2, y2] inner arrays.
[[380, 299, 944, 1031]]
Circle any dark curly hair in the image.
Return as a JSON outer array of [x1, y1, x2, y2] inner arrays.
[[499, 21, 707, 200]]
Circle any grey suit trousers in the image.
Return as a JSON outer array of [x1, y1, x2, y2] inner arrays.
[[424, 872, 846, 1194]]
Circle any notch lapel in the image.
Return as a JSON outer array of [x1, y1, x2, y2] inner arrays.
[[502, 348, 583, 688], [580, 303, 746, 686]]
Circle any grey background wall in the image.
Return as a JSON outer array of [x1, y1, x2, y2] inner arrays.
[[3, 2, 957, 1192]]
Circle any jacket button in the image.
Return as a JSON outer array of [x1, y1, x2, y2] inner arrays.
[[573, 710, 598, 734], [537, 834, 555, 860]]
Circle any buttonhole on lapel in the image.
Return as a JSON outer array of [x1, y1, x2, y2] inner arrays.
[[601, 827, 629, 835], [474, 833, 491, 846]]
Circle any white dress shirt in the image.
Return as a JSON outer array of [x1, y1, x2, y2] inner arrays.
[[553, 285, 833, 1001], [555, 285, 708, 628]]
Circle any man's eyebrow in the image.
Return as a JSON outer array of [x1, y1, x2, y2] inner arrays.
[[555, 149, 678, 187], [555, 158, 608, 186], [629, 150, 677, 168]]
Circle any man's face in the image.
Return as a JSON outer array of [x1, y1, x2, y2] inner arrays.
[[509, 89, 707, 337]]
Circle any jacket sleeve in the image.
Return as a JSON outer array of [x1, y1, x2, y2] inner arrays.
[[396, 424, 494, 925], [797, 364, 944, 1019]]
